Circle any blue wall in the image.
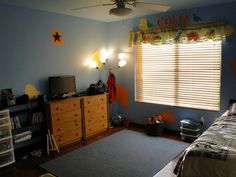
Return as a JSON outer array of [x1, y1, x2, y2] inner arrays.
[[0, 5, 108, 97], [107, 2, 236, 130], [1, 3, 236, 131]]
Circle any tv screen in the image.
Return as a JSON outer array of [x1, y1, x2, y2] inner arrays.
[[49, 75, 76, 98]]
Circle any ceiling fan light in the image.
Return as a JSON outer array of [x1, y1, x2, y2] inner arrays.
[[109, 7, 133, 16]]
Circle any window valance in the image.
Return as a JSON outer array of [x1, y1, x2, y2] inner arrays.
[[129, 20, 233, 47]]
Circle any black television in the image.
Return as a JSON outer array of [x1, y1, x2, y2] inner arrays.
[[49, 75, 76, 98]]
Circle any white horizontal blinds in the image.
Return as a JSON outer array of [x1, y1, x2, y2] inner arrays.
[[177, 41, 221, 110], [136, 44, 176, 105], [136, 41, 221, 111]]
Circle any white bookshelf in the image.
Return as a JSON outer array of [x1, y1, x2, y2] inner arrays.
[[0, 109, 15, 168]]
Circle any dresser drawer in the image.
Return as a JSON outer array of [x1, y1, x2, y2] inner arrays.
[[85, 112, 107, 126], [54, 129, 82, 147], [52, 119, 81, 135], [83, 94, 107, 107], [50, 102, 71, 114], [84, 104, 107, 117], [50, 100, 81, 114], [51, 110, 81, 124], [86, 121, 108, 137], [69, 99, 81, 110]]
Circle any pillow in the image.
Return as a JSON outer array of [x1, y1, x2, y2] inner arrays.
[[221, 110, 229, 117], [229, 102, 236, 115], [229, 99, 236, 105]]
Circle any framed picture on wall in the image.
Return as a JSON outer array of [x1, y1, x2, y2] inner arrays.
[[1, 88, 16, 106]]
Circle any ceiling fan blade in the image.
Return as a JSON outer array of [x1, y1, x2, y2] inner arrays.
[[133, 2, 170, 12], [71, 3, 115, 11]]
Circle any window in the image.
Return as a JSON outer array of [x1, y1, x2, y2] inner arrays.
[[136, 41, 222, 111]]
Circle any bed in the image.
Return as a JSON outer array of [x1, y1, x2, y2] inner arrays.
[[174, 108, 236, 177]]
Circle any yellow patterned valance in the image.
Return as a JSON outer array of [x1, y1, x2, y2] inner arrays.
[[129, 20, 233, 47]]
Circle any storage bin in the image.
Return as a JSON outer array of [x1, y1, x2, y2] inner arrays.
[[0, 125, 11, 139], [180, 127, 201, 136], [180, 132, 200, 143], [0, 109, 15, 168], [180, 119, 201, 130], [180, 119, 202, 142], [0, 151, 14, 167], [0, 118, 10, 126], [146, 123, 164, 136], [0, 138, 12, 153]]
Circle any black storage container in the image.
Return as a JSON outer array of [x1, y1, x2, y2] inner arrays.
[[180, 119, 202, 129], [180, 119, 202, 142], [146, 123, 164, 136]]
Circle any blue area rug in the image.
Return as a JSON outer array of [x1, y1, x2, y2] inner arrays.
[[41, 130, 189, 177]]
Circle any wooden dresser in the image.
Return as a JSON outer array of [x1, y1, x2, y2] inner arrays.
[[83, 94, 109, 138], [45, 97, 83, 147], [45, 93, 109, 147]]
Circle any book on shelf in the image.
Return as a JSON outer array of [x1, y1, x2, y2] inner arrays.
[[13, 130, 32, 143], [31, 111, 44, 124], [11, 116, 21, 129], [10, 118, 15, 130], [15, 116, 21, 128]]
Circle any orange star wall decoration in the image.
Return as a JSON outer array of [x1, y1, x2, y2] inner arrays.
[[51, 29, 63, 46], [231, 59, 236, 79]]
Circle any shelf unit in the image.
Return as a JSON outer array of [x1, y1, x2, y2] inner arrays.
[[7, 100, 44, 157], [0, 109, 15, 168]]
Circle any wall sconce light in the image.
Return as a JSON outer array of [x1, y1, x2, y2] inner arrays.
[[89, 51, 127, 71], [118, 60, 127, 68], [118, 53, 127, 68], [100, 50, 109, 64]]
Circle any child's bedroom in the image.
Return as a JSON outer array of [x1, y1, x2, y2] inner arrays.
[[0, 0, 236, 177]]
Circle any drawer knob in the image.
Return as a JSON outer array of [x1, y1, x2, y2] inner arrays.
[[75, 123, 78, 126], [88, 120, 91, 122], [56, 107, 59, 110], [87, 101, 90, 104], [58, 128, 61, 131], [89, 129, 91, 131], [74, 104, 76, 107], [75, 114, 78, 116], [102, 107, 104, 110], [88, 111, 90, 113], [101, 98, 104, 101], [102, 124, 104, 127], [58, 139, 61, 142], [76, 133, 78, 136], [102, 116, 104, 118], [57, 118, 60, 121]]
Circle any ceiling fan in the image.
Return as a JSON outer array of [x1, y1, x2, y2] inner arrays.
[[71, 0, 170, 16]]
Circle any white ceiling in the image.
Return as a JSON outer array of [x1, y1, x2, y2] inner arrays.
[[0, 0, 236, 22]]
